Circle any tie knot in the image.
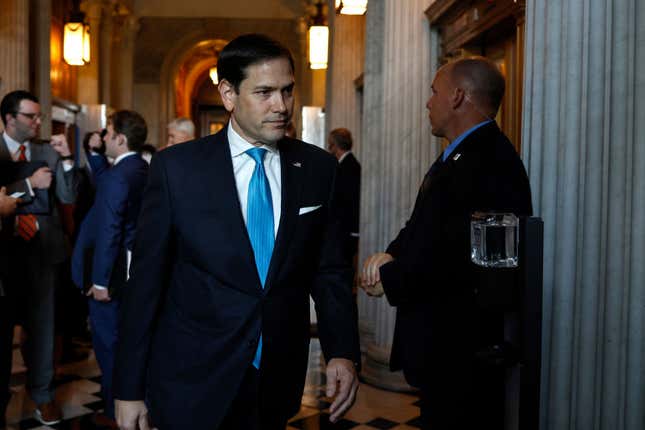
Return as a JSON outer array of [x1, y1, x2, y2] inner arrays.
[[246, 147, 267, 164]]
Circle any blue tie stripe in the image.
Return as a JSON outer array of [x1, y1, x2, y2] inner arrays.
[[245, 147, 275, 369]]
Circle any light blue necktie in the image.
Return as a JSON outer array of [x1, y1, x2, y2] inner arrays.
[[246, 147, 274, 369]]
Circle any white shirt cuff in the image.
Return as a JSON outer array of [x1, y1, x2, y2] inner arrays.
[[93, 284, 108, 290], [24, 178, 35, 196]]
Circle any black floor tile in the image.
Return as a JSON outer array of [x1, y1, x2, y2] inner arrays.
[[18, 417, 47, 429], [83, 399, 105, 412], [365, 417, 399, 429], [290, 412, 359, 429], [405, 415, 423, 428]]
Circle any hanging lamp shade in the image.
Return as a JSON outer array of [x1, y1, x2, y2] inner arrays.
[[63, 10, 90, 66], [308, 25, 329, 70]]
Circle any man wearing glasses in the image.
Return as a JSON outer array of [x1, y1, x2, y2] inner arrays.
[[0, 90, 79, 426]]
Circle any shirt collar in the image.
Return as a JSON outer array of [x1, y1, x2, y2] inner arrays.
[[3, 131, 29, 155], [227, 122, 279, 158], [338, 150, 351, 163], [114, 151, 137, 166], [442, 120, 493, 162]]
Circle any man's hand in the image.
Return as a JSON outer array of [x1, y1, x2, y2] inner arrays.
[[88, 134, 103, 150], [29, 166, 52, 189], [0, 187, 20, 217], [325, 358, 359, 423], [86, 286, 111, 302], [360, 253, 394, 290], [115, 400, 154, 430], [50, 134, 72, 157]]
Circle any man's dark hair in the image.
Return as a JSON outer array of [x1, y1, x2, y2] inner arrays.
[[218, 34, 295, 93], [329, 128, 353, 151], [450, 57, 505, 116], [0, 90, 39, 126], [108, 110, 148, 152]]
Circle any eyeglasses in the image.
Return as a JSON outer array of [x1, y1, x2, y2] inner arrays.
[[16, 112, 45, 121]]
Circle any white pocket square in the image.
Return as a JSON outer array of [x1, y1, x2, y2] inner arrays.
[[298, 205, 322, 215]]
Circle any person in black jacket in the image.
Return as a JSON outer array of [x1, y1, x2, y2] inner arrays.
[[361, 57, 533, 429], [0, 164, 22, 428], [327, 128, 361, 268]]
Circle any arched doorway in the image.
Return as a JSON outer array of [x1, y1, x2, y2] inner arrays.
[[158, 36, 229, 145]]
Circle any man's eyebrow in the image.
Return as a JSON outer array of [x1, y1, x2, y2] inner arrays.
[[252, 82, 295, 92]]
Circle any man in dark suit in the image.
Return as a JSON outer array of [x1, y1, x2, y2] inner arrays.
[[71, 111, 148, 426], [327, 128, 361, 266], [0, 90, 79, 426], [361, 57, 533, 429], [0, 183, 20, 429], [114, 34, 360, 430]]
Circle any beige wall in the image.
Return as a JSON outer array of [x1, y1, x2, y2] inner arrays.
[[133, 83, 160, 146], [325, 12, 366, 153]]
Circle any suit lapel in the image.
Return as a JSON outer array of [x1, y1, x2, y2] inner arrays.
[[30, 142, 42, 161], [204, 129, 261, 290], [263, 139, 303, 293], [0, 136, 11, 161]]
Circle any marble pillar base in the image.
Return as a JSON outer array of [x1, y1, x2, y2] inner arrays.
[[360, 343, 415, 393]]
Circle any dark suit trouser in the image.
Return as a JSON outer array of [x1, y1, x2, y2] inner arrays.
[[7, 237, 56, 405], [88, 298, 119, 419], [218, 366, 289, 430], [0, 295, 13, 422], [419, 358, 504, 429]]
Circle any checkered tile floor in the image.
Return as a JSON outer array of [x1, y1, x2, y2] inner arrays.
[[5, 338, 421, 429]]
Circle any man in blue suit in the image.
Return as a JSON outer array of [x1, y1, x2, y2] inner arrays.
[[71, 110, 148, 426], [114, 34, 361, 430]]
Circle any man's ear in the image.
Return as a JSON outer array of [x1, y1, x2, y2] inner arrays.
[[218, 79, 237, 112], [3, 113, 13, 127], [119, 134, 128, 149], [451, 87, 466, 110]]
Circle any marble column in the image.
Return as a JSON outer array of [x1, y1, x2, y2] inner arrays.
[[522, 1, 644, 429], [99, 1, 113, 107], [325, 10, 365, 152], [112, 14, 138, 109], [77, 0, 102, 105], [0, 0, 29, 112], [358, 0, 441, 391], [33, 0, 52, 138]]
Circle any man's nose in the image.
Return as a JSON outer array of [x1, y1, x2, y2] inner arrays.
[[272, 94, 287, 113]]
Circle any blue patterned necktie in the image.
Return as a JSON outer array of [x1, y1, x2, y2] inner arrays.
[[245, 147, 275, 369]]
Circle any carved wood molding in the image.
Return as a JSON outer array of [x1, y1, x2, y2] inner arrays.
[[425, 0, 525, 58]]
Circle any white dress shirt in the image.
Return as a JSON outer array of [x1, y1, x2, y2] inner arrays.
[[228, 124, 282, 237]]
